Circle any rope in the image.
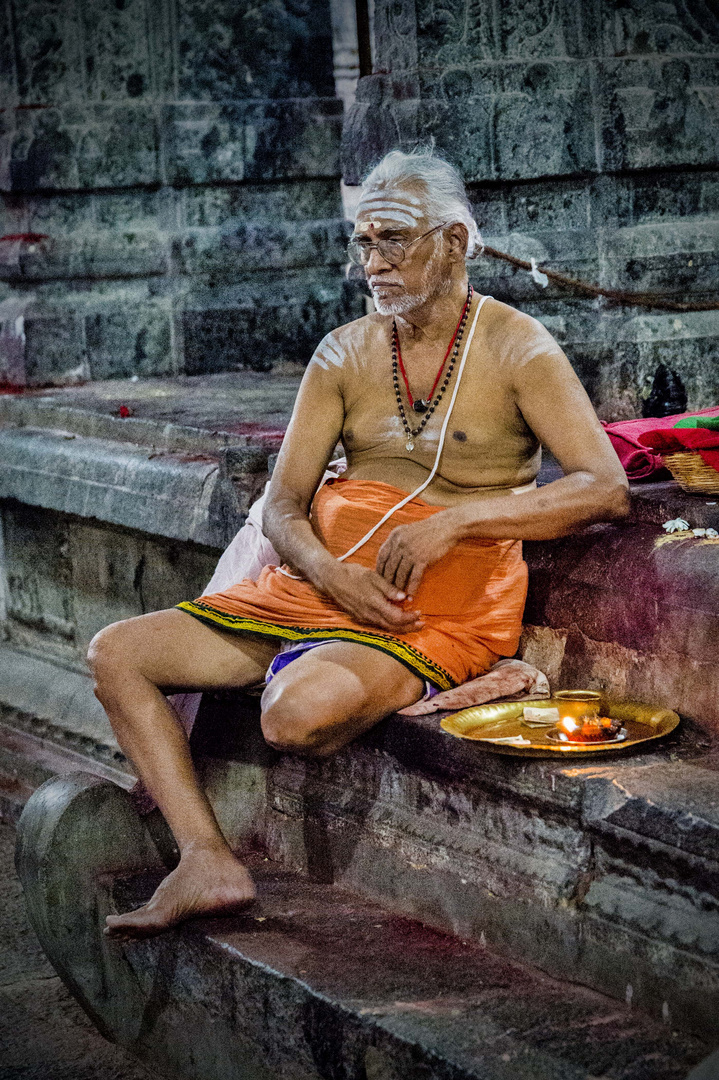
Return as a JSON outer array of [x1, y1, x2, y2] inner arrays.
[[480, 244, 719, 313]]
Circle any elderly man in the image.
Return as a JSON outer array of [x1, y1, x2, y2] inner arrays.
[[89, 150, 628, 937]]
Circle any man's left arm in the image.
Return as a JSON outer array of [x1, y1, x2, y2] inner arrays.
[[377, 347, 629, 596]]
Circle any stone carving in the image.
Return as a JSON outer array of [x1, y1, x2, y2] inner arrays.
[[342, 0, 719, 418], [0, 0, 360, 387]]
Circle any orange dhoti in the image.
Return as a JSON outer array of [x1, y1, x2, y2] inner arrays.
[[177, 479, 528, 691]]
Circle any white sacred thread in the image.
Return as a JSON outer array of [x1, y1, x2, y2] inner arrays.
[[335, 294, 490, 562]]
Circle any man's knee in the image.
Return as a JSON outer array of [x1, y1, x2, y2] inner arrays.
[[260, 681, 334, 756], [87, 620, 136, 693]]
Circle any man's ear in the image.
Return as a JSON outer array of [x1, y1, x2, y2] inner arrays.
[[447, 222, 469, 262]]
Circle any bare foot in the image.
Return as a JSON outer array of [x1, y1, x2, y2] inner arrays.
[[104, 843, 256, 940]]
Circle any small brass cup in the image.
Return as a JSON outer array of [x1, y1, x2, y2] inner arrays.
[[554, 689, 602, 723]]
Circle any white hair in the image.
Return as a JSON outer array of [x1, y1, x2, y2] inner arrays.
[[360, 149, 482, 259]]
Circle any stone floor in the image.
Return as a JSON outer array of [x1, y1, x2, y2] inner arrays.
[[0, 822, 149, 1080]]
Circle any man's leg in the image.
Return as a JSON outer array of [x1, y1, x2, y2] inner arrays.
[[87, 608, 279, 939], [260, 640, 426, 756]]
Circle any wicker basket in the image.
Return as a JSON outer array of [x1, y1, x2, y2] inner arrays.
[[662, 450, 719, 495]]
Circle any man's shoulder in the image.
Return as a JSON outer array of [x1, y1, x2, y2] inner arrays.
[[482, 297, 566, 366], [310, 312, 384, 370]]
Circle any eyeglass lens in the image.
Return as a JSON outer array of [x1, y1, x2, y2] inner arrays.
[[347, 239, 405, 266]]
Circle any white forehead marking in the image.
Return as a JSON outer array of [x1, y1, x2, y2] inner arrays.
[[356, 209, 418, 228], [358, 198, 423, 219], [310, 333, 347, 370], [362, 189, 422, 206]]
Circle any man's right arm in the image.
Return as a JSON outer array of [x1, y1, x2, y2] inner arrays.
[[262, 344, 423, 633]]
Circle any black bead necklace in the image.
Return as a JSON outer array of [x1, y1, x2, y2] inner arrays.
[[392, 284, 473, 452]]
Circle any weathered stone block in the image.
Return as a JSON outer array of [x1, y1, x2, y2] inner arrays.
[[417, 93, 495, 184], [176, 0, 335, 102], [181, 272, 357, 373], [0, 230, 170, 283], [0, 190, 91, 241], [0, 1, 16, 108], [598, 57, 719, 173], [416, 0, 496, 64], [69, 523, 216, 656], [85, 304, 174, 380], [0, 428, 239, 548], [371, 0, 420, 76], [164, 99, 342, 186], [24, 312, 87, 385], [493, 61, 597, 179], [2, 502, 75, 651], [598, 0, 719, 58], [242, 99, 343, 181], [81, 0, 152, 102], [495, 0, 599, 60], [176, 218, 349, 277], [502, 180, 592, 232], [2, 104, 161, 193], [10, 0, 84, 105], [182, 180, 342, 227]]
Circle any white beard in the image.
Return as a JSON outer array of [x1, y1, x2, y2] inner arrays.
[[370, 244, 452, 316]]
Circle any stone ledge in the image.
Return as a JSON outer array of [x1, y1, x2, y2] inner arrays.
[[0, 372, 301, 452], [0, 426, 259, 548], [15, 772, 711, 1080]]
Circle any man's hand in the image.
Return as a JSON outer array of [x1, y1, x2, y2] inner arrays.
[[376, 513, 459, 597], [320, 561, 425, 633]]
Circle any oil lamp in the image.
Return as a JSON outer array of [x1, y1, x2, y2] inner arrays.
[[553, 691, 623, 743]]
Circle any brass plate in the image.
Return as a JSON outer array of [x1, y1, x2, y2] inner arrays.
[[440, 698, 680, 757]]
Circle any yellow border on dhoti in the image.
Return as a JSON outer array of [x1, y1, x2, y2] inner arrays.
[[176, 600, 454, 691]]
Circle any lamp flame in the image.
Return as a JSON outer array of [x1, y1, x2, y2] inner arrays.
[[559, 716, 578, 732]]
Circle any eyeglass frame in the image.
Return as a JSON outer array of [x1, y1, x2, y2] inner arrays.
[[347, 222, 448, 267]]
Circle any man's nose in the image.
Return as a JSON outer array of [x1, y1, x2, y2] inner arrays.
[[365, 245, 394, 274]]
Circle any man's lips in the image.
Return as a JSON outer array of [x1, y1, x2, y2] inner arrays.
[[369, 280, 404, 290]]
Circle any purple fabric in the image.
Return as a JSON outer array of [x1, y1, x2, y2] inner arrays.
[[266, 638, 441, 700]]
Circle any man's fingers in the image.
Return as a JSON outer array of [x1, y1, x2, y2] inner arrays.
[[405, 563, 425, 599], [366, 592, 423, 631], [374, 573, 406, 602], [395, 557, 421, 593], [376, 543, 389, 578], [380, 550, 402, 586]]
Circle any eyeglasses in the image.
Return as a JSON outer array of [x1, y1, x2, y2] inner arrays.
[[347, 222, 447, 266]]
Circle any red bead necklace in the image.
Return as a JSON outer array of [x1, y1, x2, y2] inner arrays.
[[392, 285, 473, 452]]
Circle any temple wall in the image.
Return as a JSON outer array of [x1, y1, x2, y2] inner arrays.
[[0, 0, 361, 386], [343, 0, 719, 419]]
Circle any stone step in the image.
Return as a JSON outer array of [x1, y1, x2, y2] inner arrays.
[[187, 693, 719, 1041], [0, 721, 133, 826], [5, 648, 719, 1041], [0, 643, 133, 826], [15, 772, 712, 1080]]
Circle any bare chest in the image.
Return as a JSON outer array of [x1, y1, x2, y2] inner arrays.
[[340, 340, 538, 487]]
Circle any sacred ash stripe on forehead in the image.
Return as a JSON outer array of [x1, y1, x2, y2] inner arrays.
[[310, 332, 348, 370], [356, 190, 425, 229]]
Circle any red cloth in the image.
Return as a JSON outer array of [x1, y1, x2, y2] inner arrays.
[[638, 425, 719, 473], [602, 407, 719, 479]]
